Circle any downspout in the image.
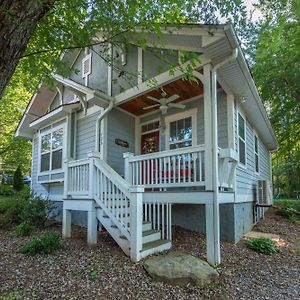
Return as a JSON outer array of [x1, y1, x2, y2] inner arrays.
[[95, 100, 114, 153], [210, 48, 238, 265]]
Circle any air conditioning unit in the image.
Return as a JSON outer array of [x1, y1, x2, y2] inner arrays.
[[257, 180, 272, 206]]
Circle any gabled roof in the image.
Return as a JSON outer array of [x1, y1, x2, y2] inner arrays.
[[16, 23, 278, 150]]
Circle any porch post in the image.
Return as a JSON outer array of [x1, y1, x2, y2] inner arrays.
[[130, 186, 144, 262], [123, 152, 134, 183], [203, 64, 221, 266], [62, 208, 72, 238], [87, 208, 97, 245]]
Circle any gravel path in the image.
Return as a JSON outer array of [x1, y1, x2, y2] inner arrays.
[[0, 208, 299, 300]]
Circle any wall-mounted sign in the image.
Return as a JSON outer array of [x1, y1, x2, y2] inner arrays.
[[115, 138, 129, 148]]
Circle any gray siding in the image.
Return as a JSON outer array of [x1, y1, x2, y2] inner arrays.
[[107, 109, 135, 176], [76, 111, 100, 160], [112, 45, 138, 96], [143, 48, 178, 81], [235, 105, 271, 199], [140, 91, 228, 151], [32, 137, 49, 197], [31, 137, 64, 201]]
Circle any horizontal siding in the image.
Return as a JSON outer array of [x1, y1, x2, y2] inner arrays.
[[107, 109, 135, 176], [76, 112, 100, 159], [32, 137, 48, 197], [236, 116, 271, 197]]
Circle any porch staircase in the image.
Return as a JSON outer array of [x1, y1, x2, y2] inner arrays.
[[67, 156, 171, 260]]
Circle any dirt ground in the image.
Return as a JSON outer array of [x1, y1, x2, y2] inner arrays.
[[0, 208, 299, 300]]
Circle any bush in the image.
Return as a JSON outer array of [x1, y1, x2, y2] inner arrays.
[[20, 233, 61, 255], [274, 199, 300, 223], [246, 237, 279, 255], [0, 190, 53, 228], [15, 222, 35, 237], [13, 166, 24, 192], [0, 185, 15, 196]]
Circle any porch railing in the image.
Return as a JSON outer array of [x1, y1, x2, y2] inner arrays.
[[124, 145, 205, 189]]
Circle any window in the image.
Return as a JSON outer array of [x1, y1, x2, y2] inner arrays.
[[254, 134, 259, 173], [40, 125, 64, 172], [169, 116, 192, 149], [141, 121, 159, 133], [82, 53, 92, 78], [238, 113, 246, 165]]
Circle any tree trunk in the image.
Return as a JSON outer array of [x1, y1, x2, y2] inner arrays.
[[0, 0, 55, 97]]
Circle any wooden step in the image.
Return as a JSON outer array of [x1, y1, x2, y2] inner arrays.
[[142, 229, 161, 244], [140, 239, 172, 258]]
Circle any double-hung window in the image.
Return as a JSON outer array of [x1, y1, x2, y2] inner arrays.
[[254, 134, 259, 173], [238, 113, 246, 165], [40, 124, 64, 173], [169, 117, 192, 149]]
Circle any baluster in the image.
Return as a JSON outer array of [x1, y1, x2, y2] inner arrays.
[[144, 202, 148, 222], [157, 203, 160, 231], [193, 153, 197, 183], [188, 153, 191, 183], [162, 204, 165, 239], [172, 156, 176, 184], [159, 158, 162, 185], [167, 156, 171, 184], [177, 155, 181, 184], [168, 203, 172, 241], [163, 157, 166, 185], [150, 159, 153, 185], [153, 203, 156, 230]]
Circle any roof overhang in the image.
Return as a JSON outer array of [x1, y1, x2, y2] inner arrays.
[[29, 102, 81, 129]]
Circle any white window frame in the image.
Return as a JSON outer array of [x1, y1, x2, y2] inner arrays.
[[165, 108, 197, 150], [237, 110, 246, 167], [82, 53, 92, 78], [140, 119, 160, 135], [254, 131, 259, 174], [38, 119, 67, 178]]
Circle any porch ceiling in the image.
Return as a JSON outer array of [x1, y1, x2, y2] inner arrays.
[[118, 77, 204, 116]]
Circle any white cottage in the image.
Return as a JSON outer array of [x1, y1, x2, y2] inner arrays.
[[16, 24, 278, 265]]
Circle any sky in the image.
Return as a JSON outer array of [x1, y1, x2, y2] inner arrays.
[[244, 0, 262, 21]]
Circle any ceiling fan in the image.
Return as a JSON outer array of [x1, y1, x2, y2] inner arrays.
[[143, 93, 185, 115]]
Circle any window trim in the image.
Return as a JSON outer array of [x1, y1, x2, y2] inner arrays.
[[165, 108, 197, 150], [38, 120, 67, 180], [237, 110, 247, 167], [254, 131, 259, 174]]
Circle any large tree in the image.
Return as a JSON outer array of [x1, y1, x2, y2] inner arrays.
[[0, 0, 56, 97], [252, 0, 300, 197]]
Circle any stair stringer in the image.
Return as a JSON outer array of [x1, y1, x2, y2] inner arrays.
[[96, 207, 130, 256]]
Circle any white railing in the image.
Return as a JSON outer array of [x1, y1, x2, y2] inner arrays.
[[124, 145, 205, 189], [93, 159, 131, 239], [143, 202, 172, 240], [67, 158, 90, 196]]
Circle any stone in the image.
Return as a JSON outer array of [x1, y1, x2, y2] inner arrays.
[[144, 252, 219, 287]]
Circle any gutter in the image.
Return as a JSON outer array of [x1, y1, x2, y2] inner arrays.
[[95, 100, 114, 152]]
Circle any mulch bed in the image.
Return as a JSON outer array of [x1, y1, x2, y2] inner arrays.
[[0, 208, 299, 300]]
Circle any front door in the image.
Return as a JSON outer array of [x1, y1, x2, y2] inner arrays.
[[141, 130, 160, 155], [141, 130, 160, 187]]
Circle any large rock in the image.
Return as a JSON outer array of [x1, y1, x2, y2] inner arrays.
[[144, 252, 219, 287]]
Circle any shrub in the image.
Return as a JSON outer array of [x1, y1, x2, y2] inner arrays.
[[0, 291, 23, 300], [274, 199, 300, 223], [0, 185, 15, 196], [13, 166, 24, 192], [0, 190, 53, 228], [20, 233, 61, 255], [15, 222, 35, 237], [246, 237, 279, 255]]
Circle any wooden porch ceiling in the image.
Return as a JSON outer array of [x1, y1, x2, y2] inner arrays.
[[118, 77, 204, 116]]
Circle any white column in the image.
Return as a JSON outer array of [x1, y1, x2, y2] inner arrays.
[[123, 152, 134, 183], [203, 64, 213, 191], [87, 209, 97, 245], [62, 209, 72, 238], [210, 69, 221, 266], [130, 186, 144, 262]]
